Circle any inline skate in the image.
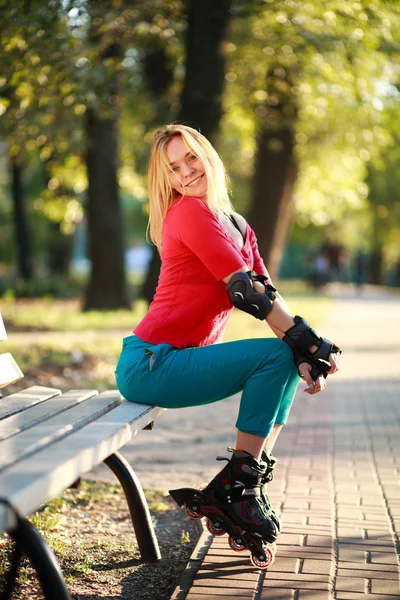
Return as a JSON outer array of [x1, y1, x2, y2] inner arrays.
[[260, 451, 282, 533], [169, 448, 279, 568]]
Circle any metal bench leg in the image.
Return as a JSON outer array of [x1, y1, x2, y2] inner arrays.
[[9, 518, 71, 600], [103, 451, 161, 562]]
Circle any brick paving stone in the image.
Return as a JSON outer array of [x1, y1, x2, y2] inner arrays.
[[262, 579, 330, 591], [192, 576, 257, 589], [304, 535, 334, 548], [370, 579, 400, 595], [195, 567, 260, 582], [266, 557, 298, 573], [278, 547, 334, 560], [336, 595, 400, 600], [297, 593, 332, 600], [260, 590, 295, 600], [369, 551, 399, 565], [338, 567, 398, 580], [335, 577, 367, 593], [338, 541, 394, 551], [338, 562, 399, 573], [302, 560, 335, 576], [186, 591, 255, 599]]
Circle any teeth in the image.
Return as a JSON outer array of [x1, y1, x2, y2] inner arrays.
[[187, 175, 202, 186]]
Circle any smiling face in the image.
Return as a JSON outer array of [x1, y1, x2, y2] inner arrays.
[[166, 135, 208, 199]]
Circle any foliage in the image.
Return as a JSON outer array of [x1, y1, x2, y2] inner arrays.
[[219, 0, 400, 267], [0, 0, 400, 286]]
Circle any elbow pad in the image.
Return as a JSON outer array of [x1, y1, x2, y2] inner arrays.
[[226, 272, 276, 320]]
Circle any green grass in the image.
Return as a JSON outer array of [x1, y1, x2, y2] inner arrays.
[[0, 297, 148, 332]]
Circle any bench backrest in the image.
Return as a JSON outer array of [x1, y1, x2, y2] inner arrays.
[[0, 313, 24, 389]]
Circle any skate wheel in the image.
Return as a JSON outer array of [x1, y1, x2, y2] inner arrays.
[[206, 519, 226, 536], [184, 504, 202, 519], [228, 535, 246, 552], [250, 545, 274, 569]]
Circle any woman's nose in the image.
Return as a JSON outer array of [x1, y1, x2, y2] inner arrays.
[[182, 163, 195, 179]]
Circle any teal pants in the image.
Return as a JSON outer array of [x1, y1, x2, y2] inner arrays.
[[115, 335, 300, 438]]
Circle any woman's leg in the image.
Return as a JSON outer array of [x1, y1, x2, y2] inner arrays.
[[117, 336, 299, 459], [236, 431, 266, 461], [263, 424, 283, 456]]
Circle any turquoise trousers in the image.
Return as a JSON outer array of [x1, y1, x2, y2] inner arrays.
[[115, 335, 300, 438]]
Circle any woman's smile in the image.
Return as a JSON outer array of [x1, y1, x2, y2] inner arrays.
[[166, 136, 208, 198]]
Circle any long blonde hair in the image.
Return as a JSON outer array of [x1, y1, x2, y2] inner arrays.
[[147, 124, 233, 252]]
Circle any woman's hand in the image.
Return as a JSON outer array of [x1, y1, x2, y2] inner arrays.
[[328, 351, 340, 374], [298, 362, 327, 394]]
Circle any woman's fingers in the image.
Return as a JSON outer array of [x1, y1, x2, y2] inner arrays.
[[298, 362, 326, 394], [305, 375, 326, 394], [328, 352, 340, 374]]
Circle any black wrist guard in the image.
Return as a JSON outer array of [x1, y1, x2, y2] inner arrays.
[[226, 272, 276, 320], [283, 315, 342, 362]]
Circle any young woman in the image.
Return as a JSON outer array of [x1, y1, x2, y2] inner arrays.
[[115, 124, 340, 567]]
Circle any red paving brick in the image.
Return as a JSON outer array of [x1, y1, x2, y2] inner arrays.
[[171, 292, 400, 599]]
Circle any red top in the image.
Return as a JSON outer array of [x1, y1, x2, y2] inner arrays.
[[134, 195, 269, 349]]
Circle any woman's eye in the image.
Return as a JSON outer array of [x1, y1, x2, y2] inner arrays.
[[189, 155, 197, 162], [172, 166, 179, 172]]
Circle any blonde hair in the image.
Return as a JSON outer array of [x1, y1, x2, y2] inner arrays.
[[147, 123, 233, 252]]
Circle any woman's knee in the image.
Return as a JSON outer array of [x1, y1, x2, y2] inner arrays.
[[258, 337, 293, 363]]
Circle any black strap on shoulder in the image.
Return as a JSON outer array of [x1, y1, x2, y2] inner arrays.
[[229, 214, 245, 242]]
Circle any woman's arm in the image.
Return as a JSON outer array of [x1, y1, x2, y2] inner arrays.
[[223, 269, 295, 336], [223, 269, 340, 394]]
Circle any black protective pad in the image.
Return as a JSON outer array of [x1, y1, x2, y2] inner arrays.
[[284, 315, 341, 362], [226, 272, 275, 320]]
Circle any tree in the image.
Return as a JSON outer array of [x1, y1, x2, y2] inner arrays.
[[223, 0, 400, 278]]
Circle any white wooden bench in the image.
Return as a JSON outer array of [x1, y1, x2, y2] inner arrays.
[[0, 313, 164, 600]]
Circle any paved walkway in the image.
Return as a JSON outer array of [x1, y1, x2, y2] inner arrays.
[[166, 287, 400, 600]]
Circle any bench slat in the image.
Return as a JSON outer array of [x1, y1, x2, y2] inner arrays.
[[0, 397, 164, 531], [0, 386, 62, 421], [0, 390, 121, 474], [0, 390, 100, 443], [0, 353, 24, 388]]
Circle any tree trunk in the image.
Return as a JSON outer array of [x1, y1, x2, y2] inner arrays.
[[248, 127, 297, 280], [178, 0, 232, 143], [84, 106, 129, 310], [247, 66, 298, 280], [9, 154, 33, 281], [368, 245, 383, 285], [368, 204, 384, 285], [82, 6, 129, 311], [47, 222, 72, 276], [43, 159, 72, 277], [366, 169, 386, 286]]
